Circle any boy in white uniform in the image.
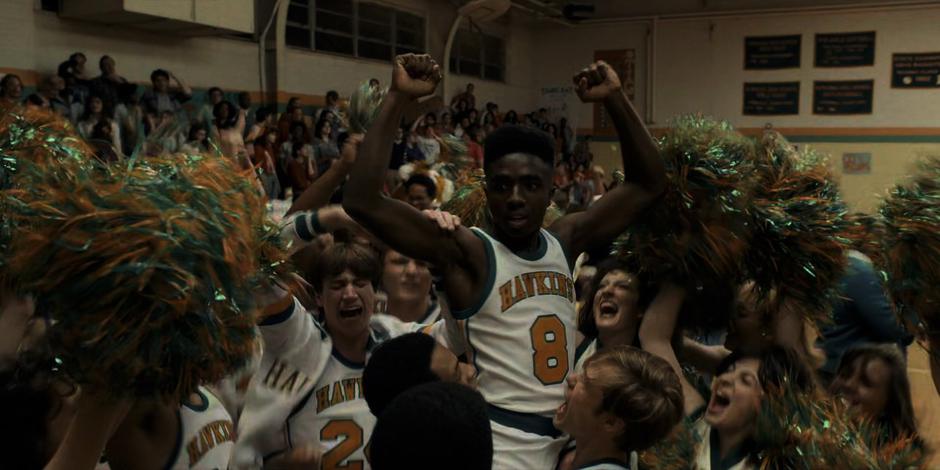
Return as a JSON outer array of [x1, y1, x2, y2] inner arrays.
[[343, 55, 667, 469], [232, 213, 462, 470]]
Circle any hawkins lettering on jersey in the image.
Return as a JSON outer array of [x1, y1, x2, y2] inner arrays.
[[186, 420, 235, 467], [261, 358, 312, 396], [499, 271, 575, 312], [315, 376, 364, 412]]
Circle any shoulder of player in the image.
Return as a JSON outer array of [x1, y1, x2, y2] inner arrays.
[[441, 226, 488, 275]]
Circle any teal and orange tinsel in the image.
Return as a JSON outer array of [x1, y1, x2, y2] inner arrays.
[[742, 131, 850, 325], [614, 116, 756, 325], [880, 156, 940, 332], [0, 110, 275, 397], [640, 387, 929, 469], [347, 81, 388, 134]]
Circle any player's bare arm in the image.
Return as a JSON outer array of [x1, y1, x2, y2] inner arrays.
[[342, 54, 487, 310], [550, 61, 667, 261]]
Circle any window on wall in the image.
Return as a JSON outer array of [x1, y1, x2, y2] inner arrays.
[[285, 0, 425, 62], [450, 29, 505, 82]]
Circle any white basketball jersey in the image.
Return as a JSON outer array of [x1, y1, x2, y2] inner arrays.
[[456, 227, 576, 417], [168, 387, 236, 470], [286, 352, 374, 470]]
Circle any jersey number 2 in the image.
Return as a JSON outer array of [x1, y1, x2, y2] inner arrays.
[[530, 314, 569, 385], [321, 419, 363, 470]]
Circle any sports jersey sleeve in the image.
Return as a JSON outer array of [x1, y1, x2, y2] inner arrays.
[[279, 210, 323, 255], [231, 298, 330, 470]]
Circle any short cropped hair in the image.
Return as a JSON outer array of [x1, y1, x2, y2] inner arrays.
[[483, 125, 555, 170], [150, 69, 170, 83], [363, 333, 438, 416], [404, 174, 437, 199], [371, 382, 492, 470], [583, 345, 684, 452], [311, 242, 381, 293]]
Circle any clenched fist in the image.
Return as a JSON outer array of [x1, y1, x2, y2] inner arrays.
[[572, 60, 622, 102], [391, 54, 442, 99]]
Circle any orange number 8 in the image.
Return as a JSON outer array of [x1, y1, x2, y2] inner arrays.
[[320, 419, 364, 470], [530, 314, 569, 385]]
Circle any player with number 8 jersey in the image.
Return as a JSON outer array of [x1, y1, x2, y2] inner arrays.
[[453, 227, 577, 467], [343, 54, 667, 469]]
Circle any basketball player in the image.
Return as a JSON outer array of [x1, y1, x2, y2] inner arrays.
[[232, 216, 462, 470], [343, 54, 666, 468]]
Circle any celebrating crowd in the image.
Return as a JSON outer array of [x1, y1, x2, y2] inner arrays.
[[0, 50, 937, 470]]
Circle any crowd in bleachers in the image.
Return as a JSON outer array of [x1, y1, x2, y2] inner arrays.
[[0, 51, 607, 214]]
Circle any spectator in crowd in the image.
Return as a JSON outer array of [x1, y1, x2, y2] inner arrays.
[[244, 106, 273, 145], [451, 82, 476, 110], [829, 344, 922, 448], [89, 55, 128, 114], [482, 102, 499, 127], [113, 82, 142, 157], [466, 108, 479, 127], [452, 97, 469, 116], [403, 129, 425, 163], [37, 75, 68, 117], [817, 250, 913, 385], [280, 121, 315, 199], [363, 333, 477, 417], [24, 93, 47, 112], [465, 125, 484, 169], [369, 78, 381, 89], [198, 86, 224, 130], [0, 74, 23, 108], [143, 110, 185, 156], [77, 95, 122, 156], [403, 174, 437, 211], [315, 90, 345, 139], [502, 109, 519, 125], [237, 91, 253, 131], [57, 52, 90, 106], [277, 103, 311, 146], [181, 123, 211, 154], [140, 69, 192, 127], [89, 119, 121, 162], [438, 111, 454, 134], [211, 100, 249, 167], [454, 114, 471, 139], [312, 116, 339, 163], [537, 107, 549, 127], [57, 52, 88, 82], [252, 127, 281, 200], [544, 123, 562, 155], [370, 382, 492, 470]]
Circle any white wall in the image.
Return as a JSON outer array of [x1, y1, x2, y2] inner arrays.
[[530, 22, 649, 129], [279, 0, 539, 111], [0, 0, 261, 91], [654, 7, 940, 128], [528, 5, 940, 131]]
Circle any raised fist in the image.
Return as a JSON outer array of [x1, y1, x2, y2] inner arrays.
[[572, 61, 622, 102], [391, 54, 442, 99]]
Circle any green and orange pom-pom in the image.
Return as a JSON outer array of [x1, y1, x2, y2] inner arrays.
[[743, 131, 850, 325], [880, 156, 940, 332], [3, 147, 267, 397]]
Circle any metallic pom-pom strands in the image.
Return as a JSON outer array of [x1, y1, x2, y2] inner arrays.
[[614, 116, 757, 328], [880, 156, 940, 333], [743, 131, 850, 325], [0, 112, 274, 398], [347, 81, 389, 134]]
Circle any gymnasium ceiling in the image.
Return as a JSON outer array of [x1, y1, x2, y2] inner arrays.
[[508, 0, 933, 22]]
